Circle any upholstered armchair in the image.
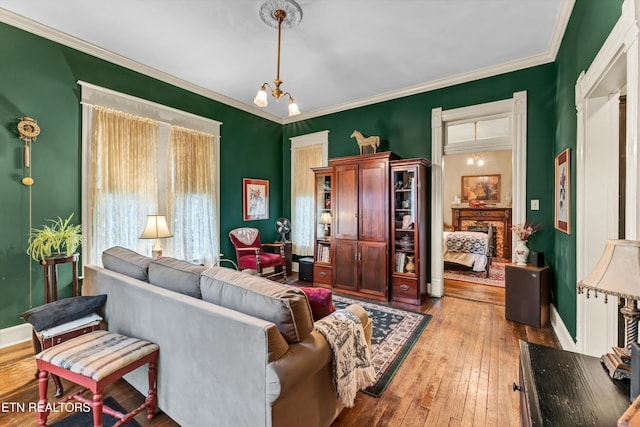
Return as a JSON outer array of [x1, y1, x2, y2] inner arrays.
[[229, 227, 287, 280]]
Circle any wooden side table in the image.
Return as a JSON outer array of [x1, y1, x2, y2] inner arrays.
[[505, 264, 550, 328], [41, 253, 79, 303], [263, 242, 292, 274]]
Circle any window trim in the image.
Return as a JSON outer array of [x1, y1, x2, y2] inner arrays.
[[79, 81, 222, 266]]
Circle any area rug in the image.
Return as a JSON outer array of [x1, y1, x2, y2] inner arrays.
[[333, 294, 431, 397], [52, 396, 141, 427], [443, 261, 506, 287]]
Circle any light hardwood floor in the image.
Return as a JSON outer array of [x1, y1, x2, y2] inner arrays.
[[0, 279, 558, 427]]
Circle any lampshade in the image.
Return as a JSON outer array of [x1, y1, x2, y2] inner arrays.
[[578, 239, 640, 301], [319, 212, 332, 225], [254, 86, 268, 107], [140, 215, 173, 239], [288, 98, 300, 116]]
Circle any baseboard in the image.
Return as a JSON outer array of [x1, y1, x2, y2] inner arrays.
[[0, 323, 31, 349], [550, 303, 576, 352]]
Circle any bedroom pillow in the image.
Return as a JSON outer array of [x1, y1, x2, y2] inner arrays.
[[21, 295, 107, 332]]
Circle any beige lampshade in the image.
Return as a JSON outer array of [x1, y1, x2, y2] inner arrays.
[[578, 240, 640, 301], [140, 215, 173, 239], [319, 212, 332, 225]]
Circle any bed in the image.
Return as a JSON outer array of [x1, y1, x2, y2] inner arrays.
[[443, 224, 495, 277]]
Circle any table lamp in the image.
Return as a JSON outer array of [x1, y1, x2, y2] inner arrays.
[[140, 214, 173, 259], [577, 239, 640, 380], [319, 212, 332, 237]]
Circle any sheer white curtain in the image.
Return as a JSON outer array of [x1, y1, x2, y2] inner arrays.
[[89, 106, 159, 263], [291, 143, 324, 255], [166, 126, 219, 265]]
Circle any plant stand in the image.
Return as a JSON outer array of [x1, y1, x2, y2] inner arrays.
[[41, 253, 79, 303]]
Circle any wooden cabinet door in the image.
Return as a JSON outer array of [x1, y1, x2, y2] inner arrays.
[[334, 164, 359, 240], [358, 242, 388, 297], [359, 159, 389, 242], [333, 239, 358, 291]]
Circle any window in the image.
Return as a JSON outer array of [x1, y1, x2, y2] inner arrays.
[[80, 81, 221, 266], [290, 131, 329, 256]]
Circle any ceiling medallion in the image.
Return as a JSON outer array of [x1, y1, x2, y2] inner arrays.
[[258, 0, 303, 29]]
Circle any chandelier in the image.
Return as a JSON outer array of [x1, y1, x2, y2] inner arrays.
[[466, 122, 484, 166], [254, 0, 302, 117]]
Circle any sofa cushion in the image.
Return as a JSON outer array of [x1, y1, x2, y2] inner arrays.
[[200, 267, 314, 344], [148, 257, 207, 299], [21, 295, 107, 332], [297, 287, 335, 321], [102, 246, 152, 282]]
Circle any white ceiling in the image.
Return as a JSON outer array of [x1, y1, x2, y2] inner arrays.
[[0, 0, 570, 123]]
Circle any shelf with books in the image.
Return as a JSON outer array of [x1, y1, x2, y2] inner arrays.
[[315, 240, 331, 264], [312, 166, 334, 285], [389, 158, 430, 304]]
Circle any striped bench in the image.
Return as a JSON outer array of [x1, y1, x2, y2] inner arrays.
[[35, 330, 159, 427]]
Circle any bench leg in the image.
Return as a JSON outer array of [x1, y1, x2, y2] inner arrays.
[[52, 374, 64, 398], [92, 392, 104, 427], [146, 360, 158, 420], [37, 370, 49, 427]]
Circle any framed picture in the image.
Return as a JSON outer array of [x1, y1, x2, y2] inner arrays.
[[243, 178, 269, 221], [555, 148, 570, 233], [461, 174, 501, 203]]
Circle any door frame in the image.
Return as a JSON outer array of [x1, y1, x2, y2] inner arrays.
[[430, 92, 528, 297], [575, 0, 640, 354]]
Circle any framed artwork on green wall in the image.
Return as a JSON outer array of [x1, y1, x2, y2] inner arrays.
[[243, 178, 269, 221], [555, 149, 570, 234]]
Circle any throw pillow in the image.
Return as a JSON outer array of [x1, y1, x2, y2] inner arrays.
[[298, 287, 335, 321], [148, 257, 207, 299], [102, 246, 152, 282], [21, 295, 107, 332]]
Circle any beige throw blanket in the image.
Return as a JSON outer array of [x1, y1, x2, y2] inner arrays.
[[314, 309, 375, 407]]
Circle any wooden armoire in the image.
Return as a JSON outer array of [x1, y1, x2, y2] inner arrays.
[[330, 152, 400, 301]]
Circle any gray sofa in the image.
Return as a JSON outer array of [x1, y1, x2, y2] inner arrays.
[[82, 247, 372, 427]]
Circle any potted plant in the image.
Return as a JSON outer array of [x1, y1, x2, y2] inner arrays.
[[26, 213, 82, 263]]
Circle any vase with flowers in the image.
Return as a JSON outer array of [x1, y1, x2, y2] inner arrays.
[[511, 221, 539, 265]]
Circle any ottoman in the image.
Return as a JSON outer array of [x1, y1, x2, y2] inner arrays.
[[35, 330, 159, 427]]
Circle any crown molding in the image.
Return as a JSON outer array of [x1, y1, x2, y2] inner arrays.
[[284, 51, 554, 123], [548, 0, 576, 60], [2, 1, 575, 126], [0, 7, 283, 124]]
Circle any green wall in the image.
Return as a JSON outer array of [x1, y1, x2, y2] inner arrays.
[[552, 0, 623, 338], [283, 64, 556, 307], [0, 22, 283, 329], [0, 0, 626, 339], [281, 0, 625, 341]]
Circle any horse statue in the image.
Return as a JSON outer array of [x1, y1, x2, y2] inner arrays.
[[350, 130, 380, 155]]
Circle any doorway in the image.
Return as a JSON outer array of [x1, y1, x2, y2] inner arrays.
[[430, 92, 528, 297], [442, 149, 512, 291], [574, 0, 640, 355]]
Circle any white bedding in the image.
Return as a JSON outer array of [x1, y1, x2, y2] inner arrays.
[[443, 231, 489, 272]]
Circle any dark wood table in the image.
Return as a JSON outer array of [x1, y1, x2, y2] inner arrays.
[[517, 340, 630, 426]]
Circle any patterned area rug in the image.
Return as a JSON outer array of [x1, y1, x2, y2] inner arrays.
[[443, 261, 506, 287], [333, 294, 432, 397], [52, 396, 140, 426]]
